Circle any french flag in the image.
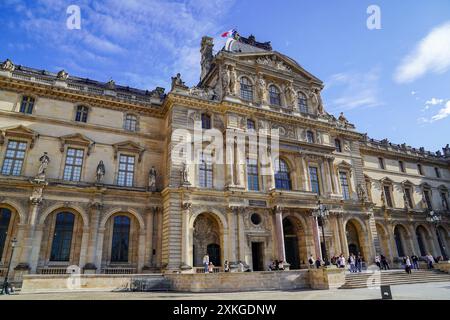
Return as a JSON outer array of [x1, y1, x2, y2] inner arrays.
[[221, 29, 235, 38]]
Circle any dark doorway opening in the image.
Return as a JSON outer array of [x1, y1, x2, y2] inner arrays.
[[285, 235, 300, 269], [348, 243, 358, 256], [207, 243, 221, 266], [251, 242, 264, 271]]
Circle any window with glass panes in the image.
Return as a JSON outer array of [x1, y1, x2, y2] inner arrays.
[[384, 185, 393, 207], [50, 212, 75, 261], [111, 215, 130, 262], [274, 159, 291, 190], [423, 190, 432, 209], [117, 155, 135, 187], [247, 158, 259, 191], [1, 140, 27, 176], [199, 153, 213, 188], [309, 166, 320, 195], [201, 114, 211, 129], [63, 148, 84, 181], [298, 93, 308, 113], [124, 114, 138, 131], [339, 171, 350, 200], [247, 119, 256, 131], [269, 85, 281, 106], [19, 96, 35, 114], [378, 157, 385, 169], [75, 105, 89, 123], [240, 77, 253, 101], [307, 131, 315, 143], [405, 188, 414, 208], [0, 208, 12, 261], [441, 192, 449, 210], [335, 139, 342, 152]]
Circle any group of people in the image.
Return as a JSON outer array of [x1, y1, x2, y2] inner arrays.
[[268, 260, 286, 271], [308, 253, 366, 272]]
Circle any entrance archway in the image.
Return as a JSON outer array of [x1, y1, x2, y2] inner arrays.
[[436, 226, 448, 259], [283, 218, 300, 269], [415, 226, 429, 257], [394, 225, 410, 258], [193, 213, 222, 267], [345, 220, 365, 258], [376, 223, 391, 261]]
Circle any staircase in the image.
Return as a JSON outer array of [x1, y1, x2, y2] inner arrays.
[[340, 269, 450, 289]]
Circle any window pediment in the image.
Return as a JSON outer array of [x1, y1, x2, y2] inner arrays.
[[380, 177, 394, 185], [59, 133, 94, 155], [401, 180, 414, 187], [337, 160, 352, 170], [113, 141, 145, 162], [1, 125, 39, 148]]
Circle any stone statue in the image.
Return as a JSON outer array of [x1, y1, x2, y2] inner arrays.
[[96, 160, 105, 183], [285, 84, 297, 107], [338, 112, 349, 124], [310, 89, 324, 114], [36, 152, 50, 179], [181, 162, 190, 185], [356, 184, 367, 202], [106, 79, 116, 90], [1, 59, 15, 72], [380, 189, 386, 207], [257, 76, 267, 104], [221, 67, 231, 96], [56, 69, 69, 81], [148, 166, 157, 191], [171, 73, 185, 89], [403, 191, 409, 209], [229, 66, 237, 95]]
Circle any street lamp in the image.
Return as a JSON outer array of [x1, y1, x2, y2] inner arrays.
[[1, 237, 17, 295], [426, 210, 447, 260], [312, 201, 330, 266]]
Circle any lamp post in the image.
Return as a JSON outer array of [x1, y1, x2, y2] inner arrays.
[[1, 237, 17, 295], [312, 200, 330, 266], [426, 210, 447, 261]]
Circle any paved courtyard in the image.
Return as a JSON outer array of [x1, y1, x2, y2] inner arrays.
[[1, 281, 449, 300]]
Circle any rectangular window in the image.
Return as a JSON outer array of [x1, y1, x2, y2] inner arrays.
[[417, 164, 423, 175], [75, 106, 89, 123], [1, 140, 27, 176], [441, 192, 449, 210], [307, 131, 315, 144], [339, 171, 350, 200], [435, 167, 440, 178], [399, 161, 405, 173], [405, 188, 414, 208], [247, 158, 259, 191], [423, 190, 432, 210], [247, 119, 255, 131], [378, 157, 385, 170], [19, 96, 35, 114], [309, 166, 321, 195], [199, 153, 213, 188], [63, 148, 84, 181], [117, 155, 135, 187], [384, 185, 393, 208]]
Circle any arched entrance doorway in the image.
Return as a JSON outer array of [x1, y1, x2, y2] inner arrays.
[[0, 207, 19, 265], [394, 225, 409, 258], [436, 226, 448, 260], [193, 213, 221, 267], [283, 218, 300, 269], [376, 223, 391, 260], [415, 226, 429, 257], [346, 220, 364, 257]]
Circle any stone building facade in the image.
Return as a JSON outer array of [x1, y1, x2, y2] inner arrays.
[[0, 34, 449, 281]]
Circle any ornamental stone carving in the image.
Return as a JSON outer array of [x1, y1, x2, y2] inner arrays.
[[256, 56, 291, 72], [56, 69, 69, 81], [256, 75, 267, 104], [285, 84, 297, 107], [1, 59, 15, 72]]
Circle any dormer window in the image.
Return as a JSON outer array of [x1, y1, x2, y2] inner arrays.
[[298, 92, 308, 114], [19, 96, 35, 114], [269, 85, 281, 106], [240, 77, 253, 101]]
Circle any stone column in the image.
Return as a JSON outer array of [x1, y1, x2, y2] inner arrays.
[[78, 226, 90, 269], [137, 230, 146, 272], [181, 202, 192, 268], [332, 214, 342, 254], [327, 158, 336, 194], [363, 215, 377, 264], [16, 201, 41, 271], [155, 208, 163, 268], [85, 203, 102, 270], [144, 207, 154, 267], [273, 206, 286, 262], [225, 133, 234, 187], [10, 223, 27, 273], [94, 228, 105, 273], [337, 214, 349, 257], [28, 224, 44, 273], [301, 157, 309, 190], [236, 208, 246, 262], [430, 226, 443, 257], [227, 207, 237, 262]]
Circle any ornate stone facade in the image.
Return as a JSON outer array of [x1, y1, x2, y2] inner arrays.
[[0, 34, 449, 282]]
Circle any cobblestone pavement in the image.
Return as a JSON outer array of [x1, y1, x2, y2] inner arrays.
[[1, 281, 449, 300]]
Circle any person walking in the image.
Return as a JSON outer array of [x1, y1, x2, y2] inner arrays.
[[315, 257, 322, 269], [338, 254, 346, 268], [426, 253, 435, 269], [202, 253, 209, 273], [411, 254, 419, 270], [348, 254, 356, 273], [380, 254, 390, 270], [356, 253, 362, 273], [405, 256, 412, 274], [375, 255, 381, 270]]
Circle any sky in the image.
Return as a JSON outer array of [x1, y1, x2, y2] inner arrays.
[[0, 0, 450, 152]]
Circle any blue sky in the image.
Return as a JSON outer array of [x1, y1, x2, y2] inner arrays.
[[1, 0, 450, 152]]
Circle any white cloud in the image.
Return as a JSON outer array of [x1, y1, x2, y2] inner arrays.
[[425, 98, 444, 105], [430, 101, 450, 122], [326, 67, 382, 111], [394, 21, 450, 83]]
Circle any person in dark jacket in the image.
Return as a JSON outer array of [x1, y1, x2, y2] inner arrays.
[[315, 257, 322, 268]]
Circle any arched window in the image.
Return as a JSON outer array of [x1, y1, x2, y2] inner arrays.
[[269, 85, 281, 106], [75, 105, 89, 123], [240, 77, 253, 101], [335, 139, 342, 152], [19, 96, 35, 114], [201, 114, 211, 129], [416, 227, 427, 256], [50, 212, 75, 262], [274, 158, 291, 190], [199, 153, 213, 188], [298, 92, 308, 113], [394, 226, 405, 257], [0, 208, 12, 261], [124, 114, 138, 132], [306, 130, 315, 143], [111, 215, 131, 262]]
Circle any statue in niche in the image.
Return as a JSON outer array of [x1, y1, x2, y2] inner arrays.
[[221, 66, 231, 96], [181, 162, 191, 185], [285, 84, 297, 107], [96, 160, 106, 183], [256, 76, 267, 104], [230, 66, 237, 95], [148, 166, 157, 191], [36, 152, 50, 179], [356, 184, 367, 202]]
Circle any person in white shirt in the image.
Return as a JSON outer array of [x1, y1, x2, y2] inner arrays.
[[202, 253, 209, 273], [405, 256, 412, 274], [375, 255, 381, 270]]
